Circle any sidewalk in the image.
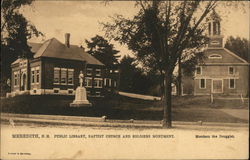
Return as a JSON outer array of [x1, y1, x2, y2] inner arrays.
[[220, 109, 249, 121], [1, 113, 248, 129], [118, 91, 161, 101]]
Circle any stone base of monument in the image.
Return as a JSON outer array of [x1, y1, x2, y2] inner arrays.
[[70, 86, 92, 107]]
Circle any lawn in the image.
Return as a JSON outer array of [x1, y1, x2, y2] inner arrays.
[[0, 94, 248, 123]]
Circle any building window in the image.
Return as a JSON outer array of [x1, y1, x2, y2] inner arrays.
[[209, 54, 222, 59], [208, 22, 211, 35], [86, 68, 92, 76], [200, 79, 206, 89], [196, 66, 202, 75], [60, 68, 67, 84], [213, 22, 217, 35], [228, 67, 234, 75], [210, 41, 220, 45], [104, 78, 111, 87], [104, 78, 107, 86], [54, 68, 60, 84], [31, 67, 40, 84], [114, 80, 117, 87], [31, 70, 35, 83], [94, 78, 103, 88], [171, 83, 176, 94], [14, 75, 17, 86], [53, 88, 60, 94], [85, 78, 92, 87], [95, 69, 101, 76], [54, 67, 75, 85], [14, 72, 18, 86], [36, 69, 40, 83], [68, 69, 74, 85], [96, 91, 101, 97], [229, 79, 235, 89], [68, 89, 74, 94], [87, 91, 91, 95]]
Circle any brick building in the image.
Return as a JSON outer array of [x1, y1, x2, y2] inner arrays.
[[9, 33, 119, 97]]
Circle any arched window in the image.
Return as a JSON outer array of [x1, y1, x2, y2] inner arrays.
[[211, 41, 219, 45], [208, 54, 222, 59]]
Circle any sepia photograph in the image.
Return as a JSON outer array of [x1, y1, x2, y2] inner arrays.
[[1, 0, 249, 159]]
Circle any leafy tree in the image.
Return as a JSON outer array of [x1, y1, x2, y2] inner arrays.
[[225, 36, 249, 62], [119, 55, 138, 92], [85, 35, 120, 70], [1, 0, 43, 96], [103, 1, 219, 128], [119, 55, 152, 94]]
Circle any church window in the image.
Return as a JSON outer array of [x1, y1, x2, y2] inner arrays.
[[209, 54, 222, 59], [218, 22, 220, 35], [196, 66, 202, 75], [210, 41, 220, 45], [229, 79, 235, 89], [228, 67, 235, 75], [213, 22, 217, 35], [208, 22, 211, 35], [208, 54, 222, 59], [200, 79, 206, 89]]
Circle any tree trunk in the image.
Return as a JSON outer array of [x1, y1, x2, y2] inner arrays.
[[160, 73, 165, 101], [162, 73, 172, 128], [177, 57, 182, 96]]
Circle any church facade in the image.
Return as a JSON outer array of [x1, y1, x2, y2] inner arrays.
[[182, 11, 249, 96], [9, 33, 119, 97]]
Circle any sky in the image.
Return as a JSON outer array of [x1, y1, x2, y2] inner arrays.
[[22, 1, 249, 59]]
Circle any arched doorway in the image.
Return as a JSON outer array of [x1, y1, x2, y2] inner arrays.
[[21, 73, 27, 91]]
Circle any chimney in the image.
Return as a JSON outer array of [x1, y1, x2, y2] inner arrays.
[[65, 33, 70, 47], [80, 45, 85, 52]]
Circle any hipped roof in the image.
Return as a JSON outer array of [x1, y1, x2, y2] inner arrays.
[[12, 38, 104, 65]]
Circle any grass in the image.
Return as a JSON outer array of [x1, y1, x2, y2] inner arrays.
[[0, 94, 248, 123]]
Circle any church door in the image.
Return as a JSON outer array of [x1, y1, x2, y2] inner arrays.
[[212, 79, 223, 93]]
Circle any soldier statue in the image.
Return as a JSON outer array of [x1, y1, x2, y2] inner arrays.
[[79, 71, 84, 87]]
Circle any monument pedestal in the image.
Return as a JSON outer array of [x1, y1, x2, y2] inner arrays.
[[70, 86, 92, 107]]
